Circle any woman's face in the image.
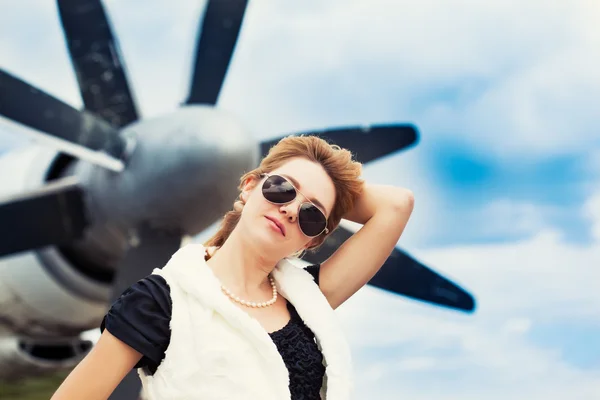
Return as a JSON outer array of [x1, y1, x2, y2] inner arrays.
[[239, 157, 336, 258]]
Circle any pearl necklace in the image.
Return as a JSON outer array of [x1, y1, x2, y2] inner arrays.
[[221, 275, 278, 308]]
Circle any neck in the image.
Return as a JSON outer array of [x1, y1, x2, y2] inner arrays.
[[205, 228, 281, 297]]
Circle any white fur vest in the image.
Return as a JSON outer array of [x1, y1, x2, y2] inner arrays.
[[137, 244, 353, 400]]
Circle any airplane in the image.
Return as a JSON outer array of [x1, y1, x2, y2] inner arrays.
[[0, 0, 476, 398]]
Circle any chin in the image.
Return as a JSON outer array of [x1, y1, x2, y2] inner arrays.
[[248, 230, 284, 252], [262, 239, 299, 260], [242, 217, 296, 256]]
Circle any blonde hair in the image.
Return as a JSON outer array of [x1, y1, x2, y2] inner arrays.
[[204, 135, 363, 254]]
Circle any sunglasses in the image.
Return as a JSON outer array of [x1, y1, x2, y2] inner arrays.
[[260, 173, 329, 237]]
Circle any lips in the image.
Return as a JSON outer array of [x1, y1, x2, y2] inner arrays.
[[265, 216, 286, 236]]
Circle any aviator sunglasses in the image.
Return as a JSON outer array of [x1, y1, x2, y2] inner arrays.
[[259, 173, 329, 237]]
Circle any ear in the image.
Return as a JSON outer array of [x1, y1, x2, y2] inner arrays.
[[240, 176, 259, 203]]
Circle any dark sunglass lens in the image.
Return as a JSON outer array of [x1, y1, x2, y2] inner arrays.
[[262, 175, 296, 204], [298, 203, 327, 236]]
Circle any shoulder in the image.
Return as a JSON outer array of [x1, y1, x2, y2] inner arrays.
[[156, 243, 208, 281], [101, 274, 173, 373], [274, 259, 320, 285], [166, 243, 205, 265], [102, 274, 172, 329], [122, 274, 171, 309]]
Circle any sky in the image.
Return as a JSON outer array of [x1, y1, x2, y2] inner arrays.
[[1, 0, 599, 399]]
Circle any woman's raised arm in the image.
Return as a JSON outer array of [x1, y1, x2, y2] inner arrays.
[[317, 183, 414, 309]]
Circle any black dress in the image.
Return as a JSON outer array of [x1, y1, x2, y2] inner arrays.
[[101, 265, 325, 399]]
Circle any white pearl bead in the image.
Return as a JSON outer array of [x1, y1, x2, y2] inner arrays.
[[221, 274, 278, 308]]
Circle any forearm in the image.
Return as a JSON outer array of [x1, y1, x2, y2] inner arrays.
[[317, 183, 414, 309], [343, 183, 414, 225], [51, 330, 142, 400]]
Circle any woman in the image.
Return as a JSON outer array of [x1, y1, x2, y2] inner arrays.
[[51, 135, 414, 399]]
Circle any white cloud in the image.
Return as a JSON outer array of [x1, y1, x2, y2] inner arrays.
[[502, 317, 532, 335], [470, 199, 550, 237], [394, 356, 438, 372], [422, 229, 600, 318], [219, 0, 600, 157], [2, 0, 598, 157], [0, 2, 82, 107], [335, 202, 600, 399], [582, 150, 600, 180], [584, 192, 600, 242]]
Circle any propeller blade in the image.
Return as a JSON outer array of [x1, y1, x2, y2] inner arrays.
[[0, 177, 89, 258], [0, 69, 126, 171], [260, 124, 418, 164], [185, 0, 249, 105], [57, 0, 139, 128], [368, 249, 475, 312], [302, 226, 476, 312], [107, 225, 181, 400]]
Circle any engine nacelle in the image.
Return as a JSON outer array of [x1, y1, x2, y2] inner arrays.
[[0, 249, 112, 337], [0, 146, 112, 337], [0, 335, 92, 381]]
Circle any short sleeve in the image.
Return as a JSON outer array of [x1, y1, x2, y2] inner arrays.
[[305, 264, 321, 286], [100, 274, 172, 374]]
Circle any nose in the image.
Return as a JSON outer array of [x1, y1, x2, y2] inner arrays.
[[279, 198, 302, 223]]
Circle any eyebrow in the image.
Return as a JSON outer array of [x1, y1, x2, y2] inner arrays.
[[279, 173, 328, 215]]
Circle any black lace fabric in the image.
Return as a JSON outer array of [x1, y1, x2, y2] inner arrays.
[[269, 301, 326, 400]]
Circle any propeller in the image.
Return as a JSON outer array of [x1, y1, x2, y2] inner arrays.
[[302, 226, 476, 312], [0, 1, 474, 304], [0, 0, 478, 393], [260, 124, 418, 164], [0, 69, 126, 171], [57, 0, 139, 128], [0, 177, 89, 258], [185, 0, 249, 105]]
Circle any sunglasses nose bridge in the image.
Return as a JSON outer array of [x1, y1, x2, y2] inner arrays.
[[278, 198, 302, 221]]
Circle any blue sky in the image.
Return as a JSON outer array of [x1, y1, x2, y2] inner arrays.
[[1, 0, 599, 398]]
